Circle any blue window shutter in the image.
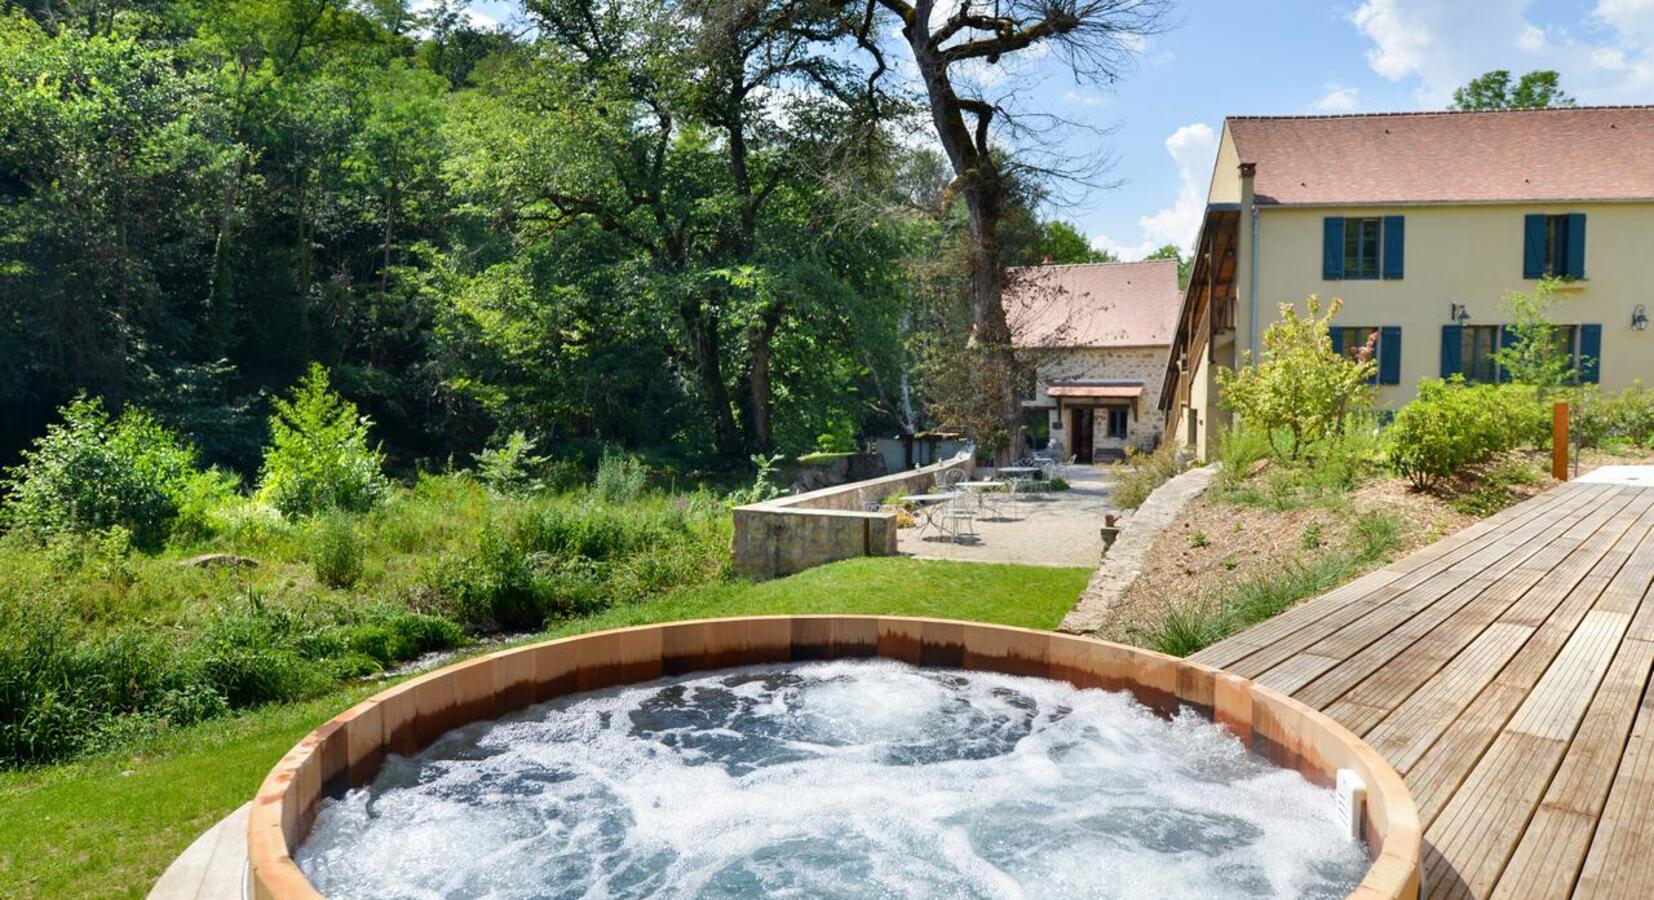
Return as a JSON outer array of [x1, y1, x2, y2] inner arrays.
[[1323, 217, 1344, 280], [1381, 216, 1404, 279], [1523, 214, 1546, 278], [1497, 325, 1517, 383], [1580, 323, 1602, 383], [1441, 325, 1463, 377], [1328, 326, 1344, 356], [1379, 326, 1402, 384], [1566, 213, 1587, 279]]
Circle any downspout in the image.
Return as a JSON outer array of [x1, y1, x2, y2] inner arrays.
[[1249, 204, 1260, 358], [1239, 162, 1260, 359]]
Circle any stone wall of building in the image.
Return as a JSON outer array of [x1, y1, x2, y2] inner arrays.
[[1031, 346, 1172, 455]]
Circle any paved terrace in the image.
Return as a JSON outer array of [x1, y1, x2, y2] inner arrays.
[[1192, 477, 1654, 899], [897, 464, 1115, 567]]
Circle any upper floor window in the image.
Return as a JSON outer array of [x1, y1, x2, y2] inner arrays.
[[1343, 218, 1381, 279], [1523, 213, 1586, 279], [1323, 216, 1404, 280]]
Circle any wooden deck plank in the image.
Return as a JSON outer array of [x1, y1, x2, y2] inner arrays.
[[1191, 489, 1590, 673], [1491, 638, 1654, 900], [1183, 477, 1654, 899], [1572, 660, 1654, 900], [1299, 488, 1643, 725]]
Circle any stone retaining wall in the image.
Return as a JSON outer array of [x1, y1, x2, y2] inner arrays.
[[731, 451, 973, 579]]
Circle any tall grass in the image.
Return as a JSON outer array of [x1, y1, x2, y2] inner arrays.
[[0, 473, 730, 767], [1142, 511, 1402, 657], [1108, 444, 1187, 510]]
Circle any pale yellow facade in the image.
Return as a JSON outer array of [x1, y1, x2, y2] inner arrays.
[[1168, 124, 1654, 460]]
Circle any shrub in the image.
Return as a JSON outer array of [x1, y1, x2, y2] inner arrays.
[[1216, 297, 1376, 459], [422, 524, 548, 632], [1215, 426, 1272, 488], [257, 364, 389, 518], [592, 448, 648, 503], [1109, 444, 1186, 510], [183, 607, 333, 708], [2, 397, 208, 550], [474, 430, 551, 493], [728, 453, 788, 505], [309, 514, 364, 589], [1388, 379, 1532, 488]]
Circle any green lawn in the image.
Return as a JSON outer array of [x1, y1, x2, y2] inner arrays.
[[0, 557, 1088, 899]]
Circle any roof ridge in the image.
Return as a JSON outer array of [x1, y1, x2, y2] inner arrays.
[[1229, 105, 1654, 123], [1008, 258, 1177, 272]]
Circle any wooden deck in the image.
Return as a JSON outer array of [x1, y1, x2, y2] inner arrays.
[[1192, 480, 1654, 899]]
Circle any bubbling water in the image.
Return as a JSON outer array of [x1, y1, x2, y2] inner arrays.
[[297, 659, 1369, 899]]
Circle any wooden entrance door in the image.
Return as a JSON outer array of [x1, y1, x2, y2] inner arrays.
[[1070, 407, 1094, 462]]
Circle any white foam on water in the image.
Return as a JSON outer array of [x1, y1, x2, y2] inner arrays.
[[297, 659, 1370, 899]]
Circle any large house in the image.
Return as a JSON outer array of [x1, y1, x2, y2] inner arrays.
[[1160, 106, 1654, 460], [1008, 259, 1181, 461]]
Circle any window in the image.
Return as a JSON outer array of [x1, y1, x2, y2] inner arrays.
[[1337, 326, 1379, 363], [1524, 213, 1586, 279], [1342, 218, 1382, 280], [1106, 407, 1129, 439], [1325, 216, 1403, 280], [1460, 325, 1500, 383]]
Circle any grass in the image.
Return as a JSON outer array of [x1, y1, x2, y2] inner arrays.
[[1141, 512, 1403, 658], [0, 556, 1088, 899]]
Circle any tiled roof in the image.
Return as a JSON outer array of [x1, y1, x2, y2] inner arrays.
[[1228, 106, 1654, 205], [1006, 259, 1180, 349]]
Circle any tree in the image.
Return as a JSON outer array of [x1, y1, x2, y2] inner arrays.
[[1491, 278, 1577, 391], [836, 0, 1170, 458], [1033, 221, 1116, 264], [1216, 297, 1375, 459], [1145, 243, 1192, 289], [1450, 70, 1573, 110]]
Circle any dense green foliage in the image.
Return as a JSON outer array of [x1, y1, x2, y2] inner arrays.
[[1387, 379, 1538, 488], [1450, 69, 1573, 110], [0, 454, 729, 768], [1217, 297, 1376, 459], [0, 398, 230, 550], [258, 364, 390, 518]]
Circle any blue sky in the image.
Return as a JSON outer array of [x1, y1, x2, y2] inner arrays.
[[457, 0, 1654, 259]]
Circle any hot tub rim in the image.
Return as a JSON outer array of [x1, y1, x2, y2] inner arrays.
[[246, 615, 1421, 900]]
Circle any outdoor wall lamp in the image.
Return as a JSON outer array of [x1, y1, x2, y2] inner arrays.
[[1450, 303, 1471, 324], [1634, 304, 1649, 331]]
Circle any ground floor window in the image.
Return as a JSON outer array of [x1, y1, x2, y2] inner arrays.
[[1106, 406, 1129, 439], [1337, 326, 1378, 362], [1460, 325, 1500, 383]]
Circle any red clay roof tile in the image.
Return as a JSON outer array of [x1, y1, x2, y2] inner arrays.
[[1228, 106, 1654, 205], [1006, 259, 1181, 349]]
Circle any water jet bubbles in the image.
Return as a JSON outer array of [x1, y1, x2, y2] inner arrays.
[[297, 660, 1369, 899]]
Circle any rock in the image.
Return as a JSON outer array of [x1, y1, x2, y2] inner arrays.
[[180, 553, 259, 570]]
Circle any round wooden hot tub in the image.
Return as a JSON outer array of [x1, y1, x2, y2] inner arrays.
[[247, 616, 1420, 899]]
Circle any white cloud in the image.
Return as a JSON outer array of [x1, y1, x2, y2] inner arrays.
[[1315, 83, 1361, 112], [1349, 0, 1654, 105], [1093, 123, 1216, 261]]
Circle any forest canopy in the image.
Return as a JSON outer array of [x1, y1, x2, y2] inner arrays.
[[0, 0, 1129, 475]]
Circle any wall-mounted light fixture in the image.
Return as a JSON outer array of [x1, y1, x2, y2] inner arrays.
[[1634, 304, 1649, 331], [1450, 303, 1472, 324]]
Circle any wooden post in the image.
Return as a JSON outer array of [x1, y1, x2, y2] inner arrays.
[[1552, 401, 1570, 481]]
